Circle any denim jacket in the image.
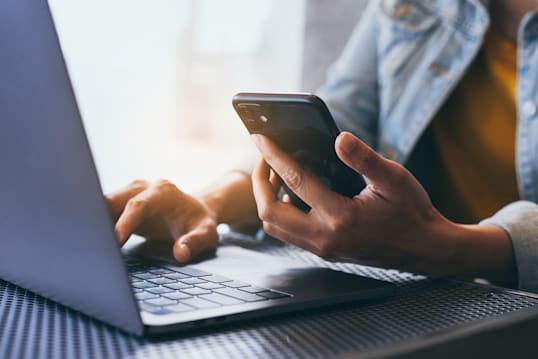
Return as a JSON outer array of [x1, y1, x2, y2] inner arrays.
[[317, 0, 538, 291]]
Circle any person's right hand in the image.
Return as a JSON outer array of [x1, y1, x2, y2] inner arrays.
[[106, 179, 219, 263]]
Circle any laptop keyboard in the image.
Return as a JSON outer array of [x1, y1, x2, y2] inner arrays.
[[125, 258, 292, 316]]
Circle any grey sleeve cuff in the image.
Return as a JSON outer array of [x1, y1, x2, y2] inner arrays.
[[480, 201, 538, 292]]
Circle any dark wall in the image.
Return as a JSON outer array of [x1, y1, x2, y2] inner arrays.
[[301, 0, 367, 92]]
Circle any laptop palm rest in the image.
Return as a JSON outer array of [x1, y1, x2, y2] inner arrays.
[[124, 236, 395, 302]]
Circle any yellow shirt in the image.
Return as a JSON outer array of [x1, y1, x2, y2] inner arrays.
[[432, 29, 520, 224]]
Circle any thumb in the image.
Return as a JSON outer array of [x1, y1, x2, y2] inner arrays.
[[172, 222, 219, 263], [335, 132, 399, 192]]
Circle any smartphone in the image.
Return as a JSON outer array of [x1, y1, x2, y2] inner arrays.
[[233, 92, 366, 211]]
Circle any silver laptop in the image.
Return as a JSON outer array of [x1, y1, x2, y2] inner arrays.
[[0, 0, 395, 336]]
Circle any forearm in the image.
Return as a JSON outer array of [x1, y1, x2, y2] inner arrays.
[[195, 171, 258, 226]]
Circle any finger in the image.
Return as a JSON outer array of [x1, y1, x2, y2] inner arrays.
[[269, 169, 282, 193], [115, 181, 185, 245], [335, 132, 402, 195], [253, 157, 278, 200], [106, 180, 149, 219], [251, 134, 346, 213], [282, 194, 291, 203], [252, 157, 314, 236], [173, 220, 219, 263]]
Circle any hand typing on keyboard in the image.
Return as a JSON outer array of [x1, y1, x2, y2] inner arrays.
[[106, 172, 258, 263], [106, 179, 219, 263]]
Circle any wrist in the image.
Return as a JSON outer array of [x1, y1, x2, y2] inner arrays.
[[197, 195, 220, 224], [195, 170, 256, 225], [448, 222, 517, 284]]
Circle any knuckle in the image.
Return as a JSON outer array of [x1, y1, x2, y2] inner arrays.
[[154, 178, 171, 187], [281, 166, 303, 191], [154, 179, 176, 192], [257, 204, 274, 223], [262, 222, 277, 236], [129, 179, 149, 189], [126, 197, 149, 212], [327, 216, 347, 233], [262, 149, 275, 164]]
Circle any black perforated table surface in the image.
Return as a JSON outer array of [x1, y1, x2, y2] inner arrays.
[[2, 234, 538, 359]]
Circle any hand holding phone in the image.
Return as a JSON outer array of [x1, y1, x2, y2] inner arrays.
[[233, 92, 366, 211]]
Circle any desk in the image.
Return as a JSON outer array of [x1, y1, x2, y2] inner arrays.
[[1, 234, 538, 358]]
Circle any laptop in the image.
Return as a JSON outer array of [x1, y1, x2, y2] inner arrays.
[[0, 0, 395, 336]]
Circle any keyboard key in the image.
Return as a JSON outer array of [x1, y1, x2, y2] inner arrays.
[[214, 288, 265, 302], [163, 292, 193, 300], [130, 267, 150, 274], [196, 282, 224, 290], [203, 275, 232, 283], [147, 286, 174, 295], [180, 277, 207, 285], [132, 281, 158, 289], [257, 291, 291, 299], [145, 297, 177, 307], [149, 308, 172, 315], [139, 303, 171, 315], [180, 297, 220, 309], [165, 282, 193, 290], [181, 287, 212, 296], [149, 268, 173, 275], [135, 292, 159, 301], [171, 266, 209, 277], [239, 286, 268, 294], [164, 272, 189, 280], [132, 272, 159, 280], [144, 266, 160, 271], [167, 303, 196, 313], [200, 293, 243, 306], [148, 277, 176, 285], [223, 281, 249, 288]]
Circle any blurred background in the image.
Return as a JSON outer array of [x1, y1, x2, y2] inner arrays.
[[49, 0, 365, 193]]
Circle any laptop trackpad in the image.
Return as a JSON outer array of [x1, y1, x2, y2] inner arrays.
[[125, 238, 394, 299], [193, 246, 394, 299]]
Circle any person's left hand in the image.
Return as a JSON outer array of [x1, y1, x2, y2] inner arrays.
[[251, 132, 469, 276]]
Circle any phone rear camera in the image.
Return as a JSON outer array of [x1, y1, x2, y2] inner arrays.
[[237, 103, 265, 128]]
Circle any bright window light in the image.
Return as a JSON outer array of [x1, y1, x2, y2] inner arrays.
[[49, 0, 306, 193]]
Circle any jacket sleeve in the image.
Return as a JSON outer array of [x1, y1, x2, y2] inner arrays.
[[316, 1, 381, 150], [480, 201, 538, 292]]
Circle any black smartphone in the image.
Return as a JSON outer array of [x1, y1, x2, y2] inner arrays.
[[233, 92, 366, 211]]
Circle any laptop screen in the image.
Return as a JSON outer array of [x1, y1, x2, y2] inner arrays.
[[0, 0, 143, 335]]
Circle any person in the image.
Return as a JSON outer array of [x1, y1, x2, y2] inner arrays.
[[107, 0, 538, 291]]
